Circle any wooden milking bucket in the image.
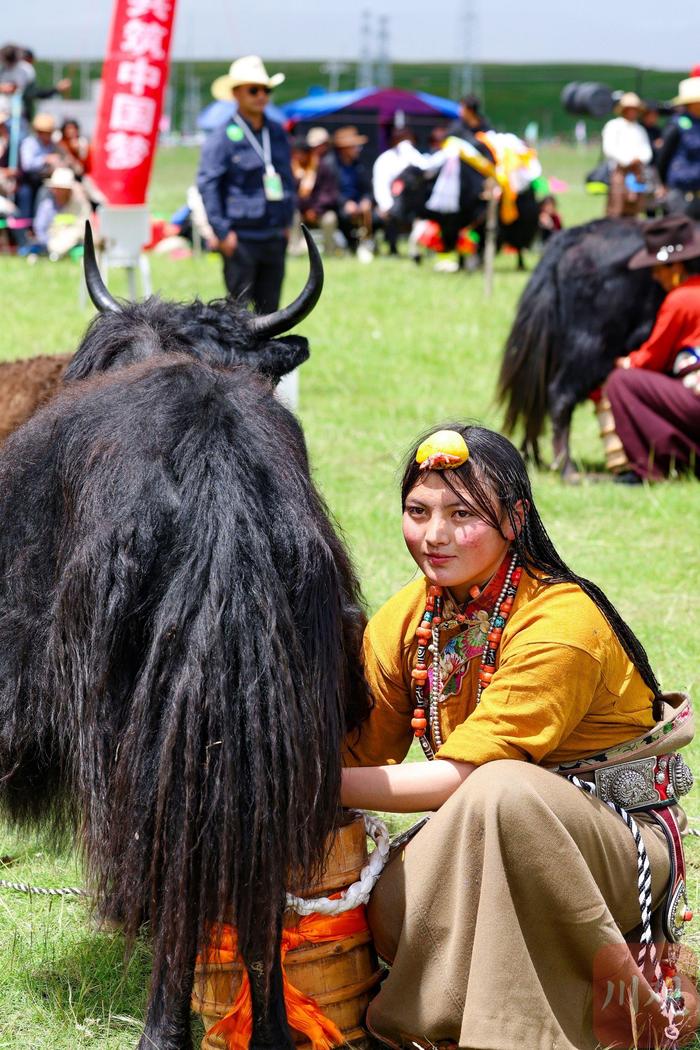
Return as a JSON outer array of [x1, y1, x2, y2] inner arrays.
[[191, 814, 382, 1049], [595, 395, 630, 473]]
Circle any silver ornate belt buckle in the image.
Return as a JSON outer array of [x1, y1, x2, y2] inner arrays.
[[669, 754, 694, 799], [594, 754, 694, 811], [594, 757, 661, 811]]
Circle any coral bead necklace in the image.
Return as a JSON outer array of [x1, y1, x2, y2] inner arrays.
[[412, 551, 522, 760]]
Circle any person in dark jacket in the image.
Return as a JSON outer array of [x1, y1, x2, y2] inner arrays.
[[657, 77, 700, 221], [326, 126, 373, 256], [197, 55, 294, 312]]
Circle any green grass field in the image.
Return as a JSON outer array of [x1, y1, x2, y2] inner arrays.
[[1, 145, 700, 1048]]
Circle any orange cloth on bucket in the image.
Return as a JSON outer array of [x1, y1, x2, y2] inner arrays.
[[199, 898, 369, 1050]]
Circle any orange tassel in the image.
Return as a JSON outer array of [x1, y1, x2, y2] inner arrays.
[[201, 898, 369, 1050]]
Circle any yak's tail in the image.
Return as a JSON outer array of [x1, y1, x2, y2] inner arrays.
[[497, 238, 564, 460], [0, 359, 367, 1006]]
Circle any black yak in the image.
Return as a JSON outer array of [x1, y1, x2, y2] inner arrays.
[[498, 218, 665, 474], [0, 227, 371, 1050], [391, 164, 539, 269]]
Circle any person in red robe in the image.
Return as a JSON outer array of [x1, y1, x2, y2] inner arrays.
[[606, 215, 700, 482]]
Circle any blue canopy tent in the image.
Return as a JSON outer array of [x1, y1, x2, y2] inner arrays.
[[197, 99, 286, 131], [280, 87, 460, 161]]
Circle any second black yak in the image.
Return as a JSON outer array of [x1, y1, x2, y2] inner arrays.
[[0, 229, 371, 1050], [498, 218, 664, 475]]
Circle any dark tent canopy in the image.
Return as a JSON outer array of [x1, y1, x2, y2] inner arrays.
[[281, 87, 460, 161]]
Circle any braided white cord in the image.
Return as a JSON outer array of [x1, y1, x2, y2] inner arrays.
[[568, 776, 684, 1041], [285, 812, 390, 916], [0, 879, 89, 898], [569, 776, 657, 973]]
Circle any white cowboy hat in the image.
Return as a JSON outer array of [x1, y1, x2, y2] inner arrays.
[[211, 55, 285, 101], [614, 91, 644, 114], [47, 167, 76, 190], [673, 77, 700, 107]]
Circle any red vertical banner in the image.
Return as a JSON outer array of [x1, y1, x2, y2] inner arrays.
[[91, 0, 178, 205]]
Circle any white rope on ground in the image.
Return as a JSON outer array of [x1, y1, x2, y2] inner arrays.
[[0, 879, 89, 898], [0, 812, 392, 909], [286, 812, 391, 916]]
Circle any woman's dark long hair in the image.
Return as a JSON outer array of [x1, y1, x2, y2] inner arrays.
[[401, 423, 661, 698]]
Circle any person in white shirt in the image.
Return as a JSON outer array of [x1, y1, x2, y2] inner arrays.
[[372, 128, 444, 254], [601, 92, 653, 217]]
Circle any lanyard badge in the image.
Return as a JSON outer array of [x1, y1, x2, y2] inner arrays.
[[263, 166, 284, 201], [232, 115, 285, 202]]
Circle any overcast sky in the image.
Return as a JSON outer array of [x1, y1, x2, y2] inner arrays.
[[3, 0, 698, 68]]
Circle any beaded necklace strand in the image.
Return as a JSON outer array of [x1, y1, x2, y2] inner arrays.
[[411, 552, 522, 760]]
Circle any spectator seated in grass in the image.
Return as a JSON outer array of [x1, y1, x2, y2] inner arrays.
[[607, 215, 700, 482], [537, 193, 563, 244], [327, 125, 374, 259], [31, 166, 90, 259], [17, 112, 62, 231], [292, 127, 340, 256], [56, 118, 90, 177], [0, 113, 17, 222]]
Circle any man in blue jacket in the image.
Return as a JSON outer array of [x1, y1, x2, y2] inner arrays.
[[197, 55, 294, 311], [658, 77, 700, 221]]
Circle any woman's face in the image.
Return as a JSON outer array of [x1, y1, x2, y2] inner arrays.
[[652, 262, 685, 292], [402, 472, 514, 604]]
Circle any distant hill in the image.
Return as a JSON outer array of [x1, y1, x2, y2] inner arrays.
[[35, 60, 686, 137]]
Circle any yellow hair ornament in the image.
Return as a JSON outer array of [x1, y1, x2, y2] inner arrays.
[[415, 429, 469, 471]]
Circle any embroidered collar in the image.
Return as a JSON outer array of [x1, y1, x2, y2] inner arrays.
[[440, 550, 513, 625]]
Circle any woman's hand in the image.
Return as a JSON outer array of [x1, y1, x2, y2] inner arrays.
[[341, 759, 477, 814], [615, 356, 632, 369]]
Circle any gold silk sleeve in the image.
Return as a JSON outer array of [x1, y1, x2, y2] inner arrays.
[[435, 641, 603, 765]]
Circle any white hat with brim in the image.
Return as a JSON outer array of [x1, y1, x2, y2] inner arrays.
[[614, 92, 645, 115], [211, 55, 285, 101], [32, 112, 56, 133], [47, 167, 76, 190], [673, 77, 700, 107]]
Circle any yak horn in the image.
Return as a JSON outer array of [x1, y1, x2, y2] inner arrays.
[[83, 221, 121, 314], [250, 225, 323, 338]]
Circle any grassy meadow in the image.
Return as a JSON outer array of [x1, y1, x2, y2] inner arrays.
[[1, 144, 700, 1048]]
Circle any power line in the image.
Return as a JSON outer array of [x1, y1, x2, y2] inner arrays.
[[357, 8, 374, 89]]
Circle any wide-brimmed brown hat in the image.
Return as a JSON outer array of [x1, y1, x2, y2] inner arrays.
[[333, 125, 368, 149], [628, 215, 700, 269], [614, 91, 645, 115]]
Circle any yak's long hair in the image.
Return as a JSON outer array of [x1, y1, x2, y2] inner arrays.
[[402, 424, 661, 699], [0, 353, 370, 1000], [497, 218, 663, 458]]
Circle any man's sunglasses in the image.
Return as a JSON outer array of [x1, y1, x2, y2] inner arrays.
[[245, 85, 272, 96]]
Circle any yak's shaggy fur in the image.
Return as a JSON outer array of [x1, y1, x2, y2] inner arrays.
[[0, 295, 369, 1049], [65, 295, 310, 382], [0, 294, 310, 448], [498, 218, 664, 473], [0, 352, 72, 443]]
